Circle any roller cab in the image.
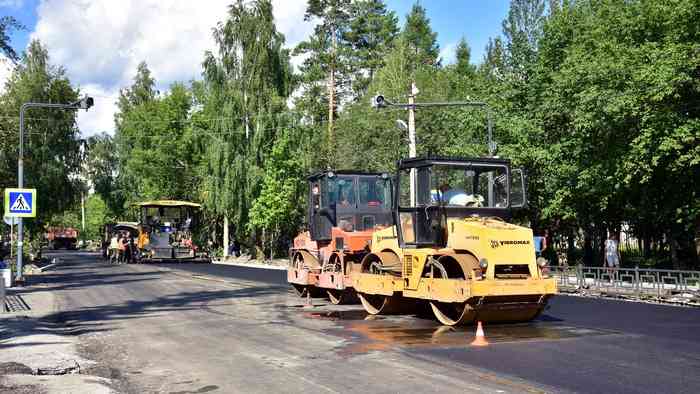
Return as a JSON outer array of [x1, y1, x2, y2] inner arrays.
[[288, 171, 392, 302], [353, 157, 557, 325]]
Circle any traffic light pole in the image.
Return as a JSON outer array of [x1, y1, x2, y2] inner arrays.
[[15, 98, 93, 284]]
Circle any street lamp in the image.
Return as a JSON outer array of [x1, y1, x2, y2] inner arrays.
[[15, 96, 94, 283]]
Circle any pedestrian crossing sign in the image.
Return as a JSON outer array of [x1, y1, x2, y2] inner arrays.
[[4, 188, 37, 218]]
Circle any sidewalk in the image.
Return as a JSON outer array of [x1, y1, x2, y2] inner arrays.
[[1, 277, 115, 394]]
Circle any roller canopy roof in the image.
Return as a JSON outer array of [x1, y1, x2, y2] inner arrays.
[[306, 170, 390, 181], [398, 156, 511, 169]]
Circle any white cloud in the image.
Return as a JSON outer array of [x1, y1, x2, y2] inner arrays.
[[26, 0, 314, 136], [439, 41, 458, 65]]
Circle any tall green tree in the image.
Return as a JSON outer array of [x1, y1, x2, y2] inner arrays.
[[344, 0, 399, 99], [199, 0, 293, 246], [115, 61, 157, 128], [454, 37, 476, 77], [335, 34, 489, 172], [402, 2, 440, 69], [115, 78, 196, 204], [248, 126, 306, 257], [0, 40, 82, 233], [526, 0, 700, 267], [480, 37, 506, 80], [294, 0, 352, 166], [502, 0, 546, 81], [85, 133, 123, 216]]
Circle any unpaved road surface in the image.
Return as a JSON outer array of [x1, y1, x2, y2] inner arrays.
[[22, 251, 700, 393]]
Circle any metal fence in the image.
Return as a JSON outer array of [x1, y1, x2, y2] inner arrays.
[[549, 265, 700, 301]]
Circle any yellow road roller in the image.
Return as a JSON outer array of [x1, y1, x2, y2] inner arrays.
[[352, 156, 557, 326]]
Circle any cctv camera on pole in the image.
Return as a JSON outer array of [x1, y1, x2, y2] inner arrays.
[[70, 95, 95, 111], [371, 95, 387, 109]]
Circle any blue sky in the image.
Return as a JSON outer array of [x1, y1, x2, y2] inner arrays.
[[387, 1, 509, 64], [0, 1, 510, 135], [4, 1, 510, 65], [3, 0, 37, 51]]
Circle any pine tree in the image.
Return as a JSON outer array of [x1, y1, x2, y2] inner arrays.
[[344, 0, 399, 99], [402, 2, 440, 69], [294, 0, 352, 166], [454, 37, 476, 77]]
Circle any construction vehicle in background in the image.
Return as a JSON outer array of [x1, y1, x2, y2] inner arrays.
[[288, 171, 393, 304], [46, 227, 79, 250], [135, 200, 208, 262], [352, 156, 557, 326]]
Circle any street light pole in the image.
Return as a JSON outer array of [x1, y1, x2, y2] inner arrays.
[[17, 104, 26, 283], [408, 83, 418, 206], [15, 97, 93, 283], [372, 96, 495, 156]]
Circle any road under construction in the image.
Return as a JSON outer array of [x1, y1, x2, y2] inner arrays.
[[7, 250, 698, 394]]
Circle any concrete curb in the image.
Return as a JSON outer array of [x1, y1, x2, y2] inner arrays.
[[212, 260, 287, 271]]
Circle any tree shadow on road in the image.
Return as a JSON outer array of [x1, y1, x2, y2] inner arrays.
[[45, 285, 284, 327], [6, 253, 289, 344], [2, 284, 285, 345], [19, 271, 162, 294]]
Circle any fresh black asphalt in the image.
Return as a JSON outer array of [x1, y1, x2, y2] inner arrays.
[[156, 260, 700, 394]]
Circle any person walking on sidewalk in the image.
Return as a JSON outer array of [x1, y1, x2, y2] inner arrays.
[[605, 233, 621, 279]]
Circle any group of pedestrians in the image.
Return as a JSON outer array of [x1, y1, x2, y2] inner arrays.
[[109, 232, 138, 264]]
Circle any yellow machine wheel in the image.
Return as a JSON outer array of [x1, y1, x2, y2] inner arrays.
[[428, 255, 478, 326], [357, 252, 415, 315], [358, 293, 407, 314], [430, 301, 477, 326]]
